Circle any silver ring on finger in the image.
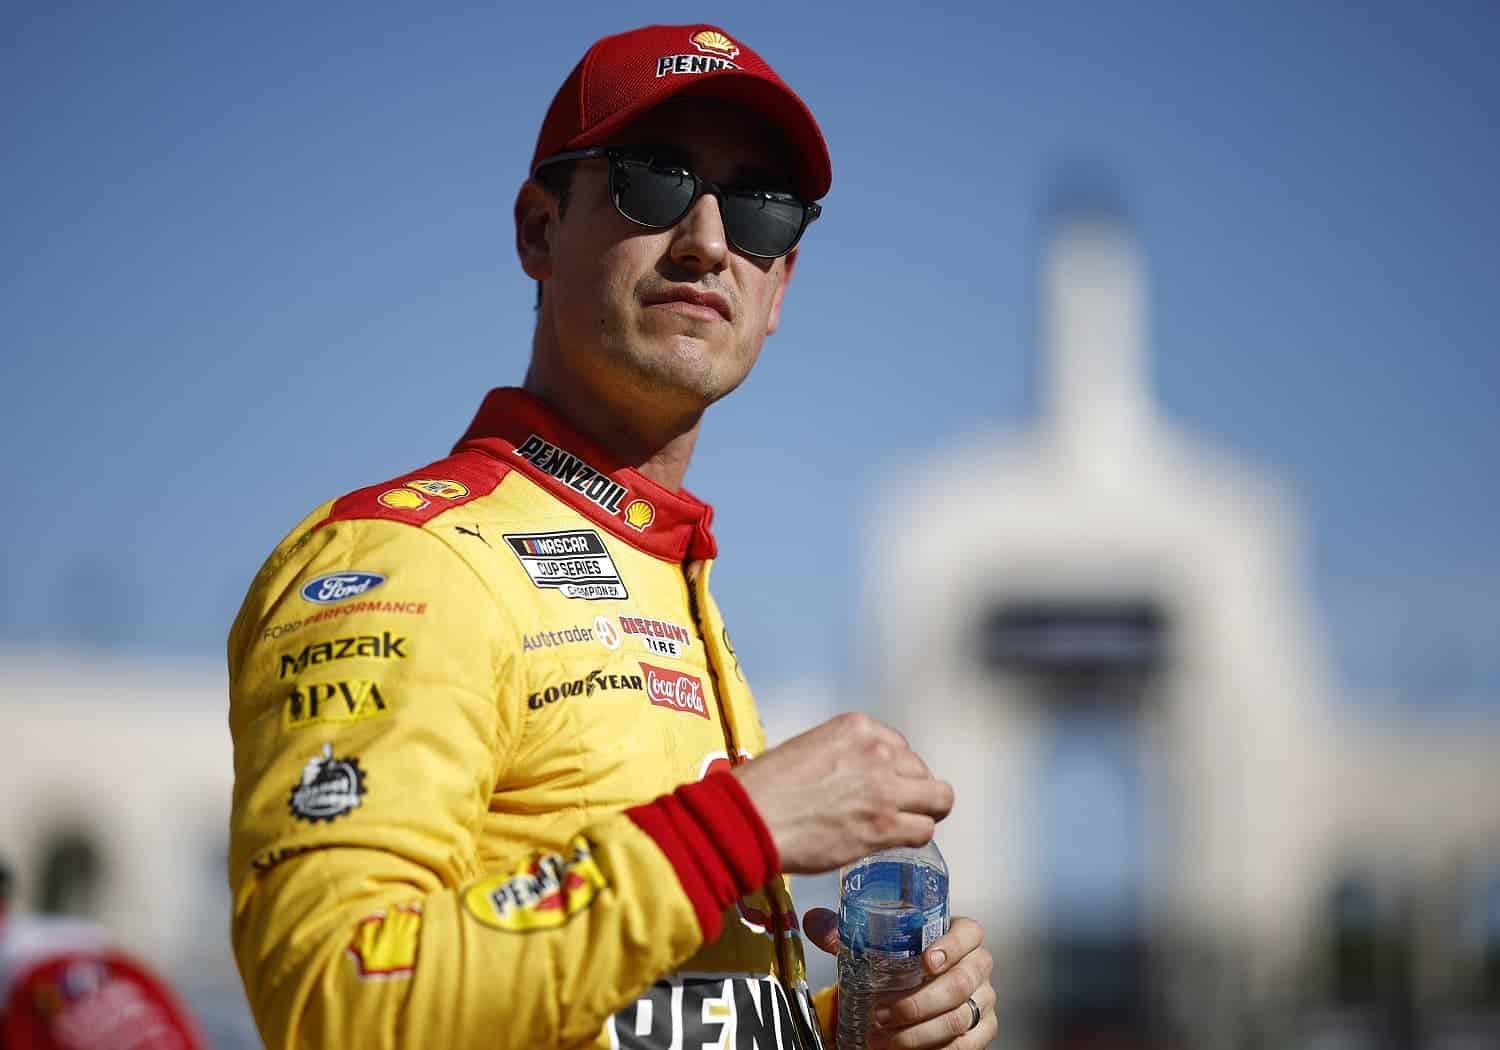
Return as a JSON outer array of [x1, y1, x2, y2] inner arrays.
[[964, 996, 981, 1032]]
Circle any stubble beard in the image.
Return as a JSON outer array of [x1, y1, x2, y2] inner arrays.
[[611, 324, 756, 412]]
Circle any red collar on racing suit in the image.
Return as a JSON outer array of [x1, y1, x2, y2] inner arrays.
[[453, 387, 719, 563]]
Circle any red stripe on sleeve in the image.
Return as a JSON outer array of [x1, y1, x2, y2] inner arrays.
[[625, 770, 779, 942]]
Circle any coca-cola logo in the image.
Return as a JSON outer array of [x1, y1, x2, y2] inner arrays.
[[640, 662, 707, 719]]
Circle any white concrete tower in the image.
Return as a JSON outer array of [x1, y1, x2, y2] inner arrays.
[[862, 200, 1343, 1047]]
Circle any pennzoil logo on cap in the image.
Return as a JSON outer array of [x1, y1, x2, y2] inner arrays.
[[690, 29, 740, 60], [656, 29, 741, 78]]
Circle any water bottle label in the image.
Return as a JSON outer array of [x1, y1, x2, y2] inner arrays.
[[840, 902, 947, 958], [921, 912, 945, 951], [839, 857, 949, 957]]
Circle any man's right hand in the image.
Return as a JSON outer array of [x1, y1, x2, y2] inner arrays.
[[732, 712, 954, 875]]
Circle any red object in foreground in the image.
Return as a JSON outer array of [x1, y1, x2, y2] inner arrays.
[[2, 951, 207, 1050]]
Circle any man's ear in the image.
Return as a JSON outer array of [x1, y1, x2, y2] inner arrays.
[[764, 247, 798, 336], [515, 180, 557, 283]]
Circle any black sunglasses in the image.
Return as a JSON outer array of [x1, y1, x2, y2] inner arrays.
[[533, 147, 821, 260]]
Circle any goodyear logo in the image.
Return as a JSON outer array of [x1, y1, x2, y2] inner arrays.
[[527, 668, 643, 711], [347, 905, 422, 980], [279, 631, 407, 678], [463, 836, 607, 932], [285, 679, 389, 730]]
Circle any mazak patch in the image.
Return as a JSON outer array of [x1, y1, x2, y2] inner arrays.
[[504, 529, 627, 601], [289, 743, 366, 822], [279, 630, 407, 678]]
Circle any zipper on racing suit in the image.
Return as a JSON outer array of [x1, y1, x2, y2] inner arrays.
[[684, 559, 825, 1050]]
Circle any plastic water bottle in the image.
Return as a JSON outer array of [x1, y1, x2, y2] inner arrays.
[[836, 842, 949, 1049]]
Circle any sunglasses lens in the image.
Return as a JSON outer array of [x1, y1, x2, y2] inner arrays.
[[608, 155, 810, 258], [615, 160, 697, 227], [721, 192, 807, 258]]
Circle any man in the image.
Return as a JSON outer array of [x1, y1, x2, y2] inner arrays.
[[227, 23, 996, 1049]]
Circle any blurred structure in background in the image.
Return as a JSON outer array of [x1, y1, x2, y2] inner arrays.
[[863, 197, 1500, 1050], [3, 194, 1498, 1050], [0, 658, 257, 1048]]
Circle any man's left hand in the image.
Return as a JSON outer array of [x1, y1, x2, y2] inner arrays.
[[803, 907, 996, 1048]]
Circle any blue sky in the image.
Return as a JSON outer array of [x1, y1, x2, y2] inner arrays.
[[3, 1, 1497, 709]]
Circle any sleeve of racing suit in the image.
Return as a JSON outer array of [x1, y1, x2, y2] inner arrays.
[[812, 985, 838, 1045], [227, 513, 778, 1050]]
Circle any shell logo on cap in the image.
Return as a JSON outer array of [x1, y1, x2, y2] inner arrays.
[[623, 499, 656, 532], [379, 488, 429, 510], [406, 479, 469, 500], [690, 29, 739, 60]]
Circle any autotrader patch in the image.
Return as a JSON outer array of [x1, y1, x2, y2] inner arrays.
[[504, 529, 627, 601]]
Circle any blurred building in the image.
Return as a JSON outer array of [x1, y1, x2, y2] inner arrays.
[[0, 652, 257, 1049], [2, 207, 1498, 1050], [863, 204, 1500, 1049]]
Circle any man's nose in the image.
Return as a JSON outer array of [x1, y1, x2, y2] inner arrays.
[[668, 192, 730, 274]]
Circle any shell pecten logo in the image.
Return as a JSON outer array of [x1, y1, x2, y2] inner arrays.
[[378, 488, 428, 510], [623, 499, 656, 531], [690, 29, 739, 59], [347, 905, 422, 979]]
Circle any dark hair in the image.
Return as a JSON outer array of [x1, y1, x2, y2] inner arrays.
[[533, 162, 576, 309]]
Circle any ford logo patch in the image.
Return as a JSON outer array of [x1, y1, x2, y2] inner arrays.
[[301, 571, 387, 605]]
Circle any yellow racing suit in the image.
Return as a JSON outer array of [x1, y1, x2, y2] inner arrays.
[[227, 388, 837, 1049]]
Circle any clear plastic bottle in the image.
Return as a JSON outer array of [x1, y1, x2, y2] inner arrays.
[[835, 841, 949, 1049]]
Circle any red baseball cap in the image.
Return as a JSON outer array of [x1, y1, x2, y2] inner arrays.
[[530, 24, 831, 200]]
